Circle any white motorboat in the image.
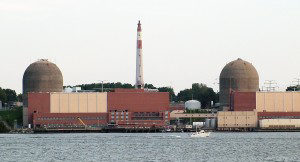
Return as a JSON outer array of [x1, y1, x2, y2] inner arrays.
[[191, 130, 210, 138]]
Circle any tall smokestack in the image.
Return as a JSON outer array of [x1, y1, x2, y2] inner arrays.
[[135, 20, 144, 89]]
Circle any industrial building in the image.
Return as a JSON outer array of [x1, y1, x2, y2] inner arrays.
[[107, 89, 170, 128], [232, 91, 300, 112], [219, 58, 259, 110], [216, 91, 300, 131], [22, 59, 63, 127], [28, 89, 170, 130], [217, 111, 257, 131]]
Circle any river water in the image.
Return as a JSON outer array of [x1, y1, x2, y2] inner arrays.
[[0, 132, 299, 162]]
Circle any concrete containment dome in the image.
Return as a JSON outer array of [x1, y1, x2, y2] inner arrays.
[[219, 58, 259, 109], [22, 59, 63, 106], [185, 100, 201, 110]]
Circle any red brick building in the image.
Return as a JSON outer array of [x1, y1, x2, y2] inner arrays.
[[107, 89, 170, 128], [27, 89, 170, 129]]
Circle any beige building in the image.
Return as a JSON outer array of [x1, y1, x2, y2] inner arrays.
[[217, 111, 258, 129], [256, 92, 300, 112], [260, 119, 300, 129], [50, 92, 107, 113]]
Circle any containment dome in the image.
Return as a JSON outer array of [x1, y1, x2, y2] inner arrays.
[[185, 100, 201, 110], [219, 58, 259, 109], [22, 59, 63, 106]]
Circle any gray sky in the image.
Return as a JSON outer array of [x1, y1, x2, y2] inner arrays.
[[0, 0, 300, 94]]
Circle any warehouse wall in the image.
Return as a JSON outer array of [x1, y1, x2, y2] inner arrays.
[[50, 93, 107, 113], [33, 113, 108, 126], [259, 119, 300, 129], [256, 92, 300, 112], [217, 111, 257, 128], [28, 93, 51, 125], [232, 92, 256, 111], [107, 91, 169, 112], [258, 112, 300, 119]]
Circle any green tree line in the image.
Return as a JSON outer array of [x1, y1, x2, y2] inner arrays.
[[69, 82, 217, 108], [0, 87, 22, 107]]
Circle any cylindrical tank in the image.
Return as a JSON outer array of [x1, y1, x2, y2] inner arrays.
[[219, 58, 259, 109], [205, 118, 211, 128], [185, 100, 201, 110], [210, 118, 216, 128], [193, 122, 204, 128]]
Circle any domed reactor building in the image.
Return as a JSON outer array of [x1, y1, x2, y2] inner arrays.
[[219, 58, 259, 110], [22, 59, 63, 127]]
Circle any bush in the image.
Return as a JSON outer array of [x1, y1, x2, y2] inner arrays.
[[0, 122, 9, 133], [0, 107, 23, 127]]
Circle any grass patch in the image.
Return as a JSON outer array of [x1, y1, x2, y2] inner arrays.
[[0, 107, 23, 127]]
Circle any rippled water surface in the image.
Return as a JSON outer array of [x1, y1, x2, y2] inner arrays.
[[1, 132, 300, 161]]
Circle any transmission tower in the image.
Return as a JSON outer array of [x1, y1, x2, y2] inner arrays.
[[263, 80, 278, 91], [293, 78, 300, 86]]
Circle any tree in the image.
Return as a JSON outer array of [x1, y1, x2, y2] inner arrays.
[[158, 87, 176, 101], [177, 89, 193, 102], [77, 82, 134, 92], [17, 94, 23, 102], [0, 88, 7, 104], [177, 83, 218, 108], [4, 89, 17, 102], [144, 83, 156, 89]]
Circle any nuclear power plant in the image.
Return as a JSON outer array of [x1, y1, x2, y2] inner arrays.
[[20, 21, 300, 132]]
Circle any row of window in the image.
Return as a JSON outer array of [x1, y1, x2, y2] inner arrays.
[[224, 117, 252, 119], [111, 111, 129, 115], [133, 112, 160, 117], [38, 124, 105, 128], [36, 116, 106, 120], [260, 116, 300, 119], [132, 117, 163, 120], [221, 124, 253, 126]]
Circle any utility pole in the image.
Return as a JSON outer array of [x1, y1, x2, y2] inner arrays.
[[98, 80, 107, 92]]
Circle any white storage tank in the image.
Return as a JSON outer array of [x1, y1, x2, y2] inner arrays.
[[193, 122, 204, 128], [210, 118, 216, 128], [205, 118, 211, 128], [185, 100, 201, 110]]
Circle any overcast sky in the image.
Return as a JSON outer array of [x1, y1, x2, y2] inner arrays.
[[0, 0, 299, 94]]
